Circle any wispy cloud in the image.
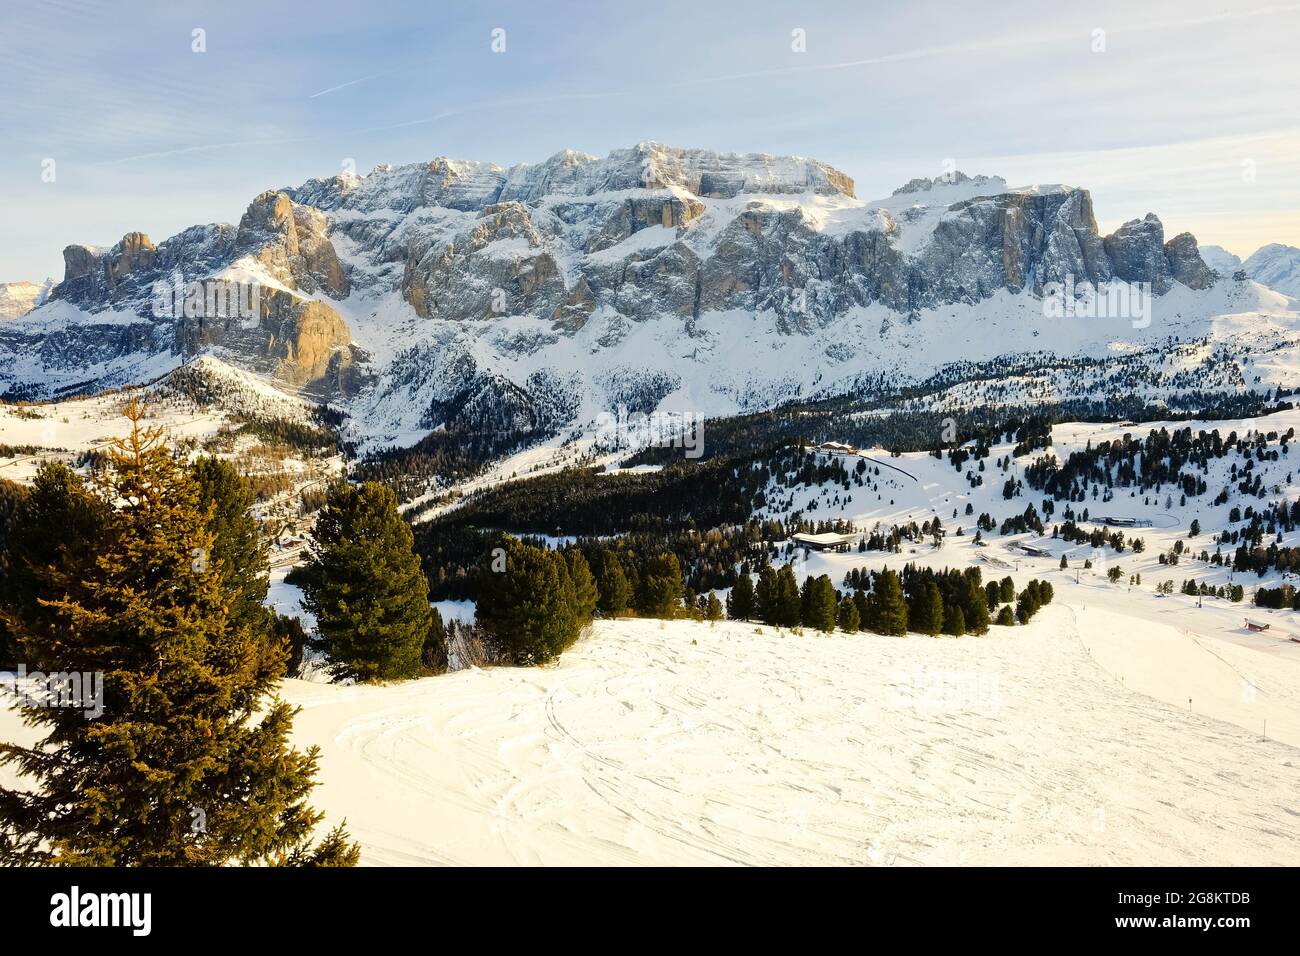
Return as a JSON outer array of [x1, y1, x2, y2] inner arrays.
[[302, 3, 1300, 101], [5, 0, 1300, 279], [308, 70, 398, 99]]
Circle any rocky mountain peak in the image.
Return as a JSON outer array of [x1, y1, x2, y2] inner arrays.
[[235, 191, 349, 298], [1103, 214, 1172, 293], [60, 231, 158, 288], [1243, 243, 1300, 298], [298, 143, 858, 217], [1164, 232, 1216, 290], [891, 171, 1003, 196]]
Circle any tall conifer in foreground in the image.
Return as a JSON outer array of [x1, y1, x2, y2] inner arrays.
[[853, 589, 870, 631], [0, 399, 356, 866], [915, 581, 945, 636], [962, 575, 991, 635], [0, 478, 30, 667], [301, 481, 438, 681]]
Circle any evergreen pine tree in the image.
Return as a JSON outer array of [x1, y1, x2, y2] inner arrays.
[[803, 575, 838, 632], [191, 456, 269, 633], [0, 478, 22, 548], [996, 605, 1015, 626], [1016, 582, 1041, 623], [637, 552, 684, 618], [301, 481, 437, 682], [0, 464, 108, 670], [727, 572, 755, 621], [917, 581, 944, 636], [555, 548, 581, 630], [593, 551, 632, 616], [962, 576, 991, 635], [872, 568, 909, 635], [563, 548, 599, 624], [755, 565, 779, 624], [423, 607, 448, 672], [1025, 579, 1042, 607], [943, 604, 967, 636], [836, 595, 860, 633], [775, 565, 802, 627], [985, 580, 1001, 612], [0, 478, 29, 667], [618, 553, 640, 606], [853, 589, 871, 631], [476, 536, 581, 664], [0, 400, 356, 866], [799, 575, 816, 627], [705, 592, 724, 621], [272, 612, 309, 677]]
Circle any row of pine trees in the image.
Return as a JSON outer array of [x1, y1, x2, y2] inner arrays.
[[723, 564, 1051, 634]]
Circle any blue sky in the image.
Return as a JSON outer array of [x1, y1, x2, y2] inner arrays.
[[2, 0, 1298, 281]]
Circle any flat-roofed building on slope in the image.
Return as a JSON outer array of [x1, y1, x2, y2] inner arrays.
[[791, 531, 859, 552]]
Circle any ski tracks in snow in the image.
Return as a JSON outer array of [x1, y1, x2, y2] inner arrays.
[[278, 611, 1300, 866]]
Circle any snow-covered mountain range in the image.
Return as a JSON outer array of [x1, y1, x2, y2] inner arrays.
[[2, 143, 1297, 452], [1194, 243, 1300, 299], [1241, 243, 1300, 299], [0, 279, 53, 321]]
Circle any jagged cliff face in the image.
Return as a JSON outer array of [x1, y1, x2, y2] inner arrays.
[[7, 190, 361, 399], [294, 149, 1214, 325], [0, 142, 1229, 440]]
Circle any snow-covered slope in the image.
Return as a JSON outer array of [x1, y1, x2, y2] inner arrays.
[[1198, 244, 1242, 275], [248, 407, 1300, 866], [1244, 243, 1300, 299], [9, 609, 1290, 866], [0, 280, 52, 321]]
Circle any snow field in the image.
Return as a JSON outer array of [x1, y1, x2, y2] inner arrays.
[[246, 610, 1300, 866]]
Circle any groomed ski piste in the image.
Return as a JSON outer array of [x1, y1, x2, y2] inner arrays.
[[4, 404, 1300, 865], [270, 605, 1300, 866]]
